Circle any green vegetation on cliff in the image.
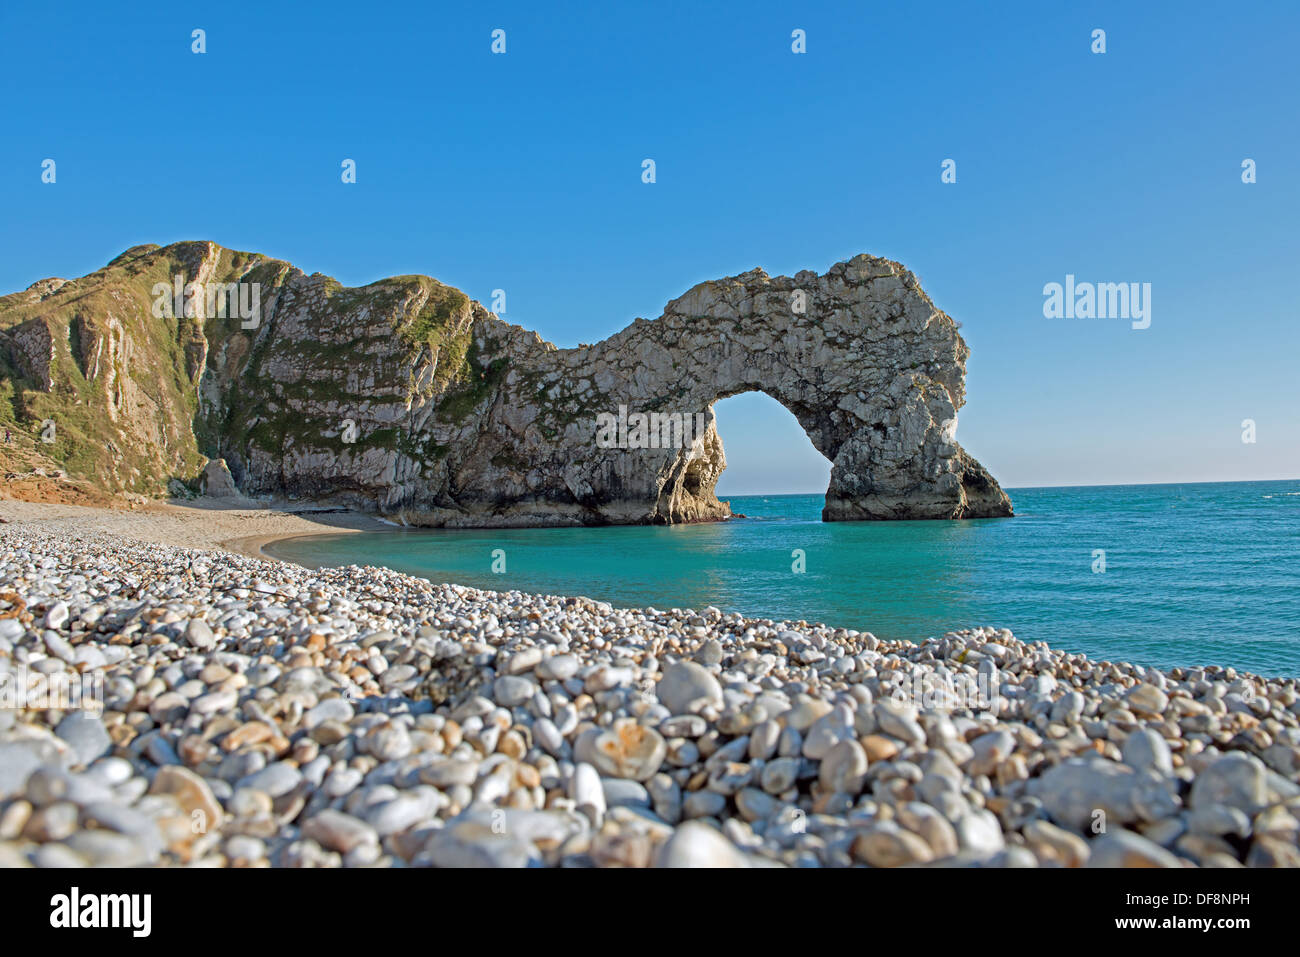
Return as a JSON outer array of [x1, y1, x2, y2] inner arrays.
[[0, 243, 224, 492], [436, 340, 507, 423], [0, 241, 487, 495]]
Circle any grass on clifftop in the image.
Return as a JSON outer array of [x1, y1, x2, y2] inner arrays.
[[2, 243, 495, 492], [0, 246, 225, 493]]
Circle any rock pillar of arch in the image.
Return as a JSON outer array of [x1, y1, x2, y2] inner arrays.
[[572, 254, 1014, 523]]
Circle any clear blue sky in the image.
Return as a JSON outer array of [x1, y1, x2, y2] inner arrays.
[[3, 1, 1297, 493]]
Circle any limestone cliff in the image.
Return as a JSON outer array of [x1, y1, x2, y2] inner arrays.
[[0, 242, 1013, 523]]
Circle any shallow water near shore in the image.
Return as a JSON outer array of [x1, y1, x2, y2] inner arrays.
[[266, 480, 1300, 676]]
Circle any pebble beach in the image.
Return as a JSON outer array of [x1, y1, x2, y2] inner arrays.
[[1, 512, 1299, 868]]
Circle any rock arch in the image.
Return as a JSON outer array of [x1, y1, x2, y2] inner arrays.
[[421, 254, 1014, 525], [1, 243, 1010, 521]]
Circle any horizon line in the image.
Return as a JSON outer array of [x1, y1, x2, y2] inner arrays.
[[717, 475, 1300, 497]]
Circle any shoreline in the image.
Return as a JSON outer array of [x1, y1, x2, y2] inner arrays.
[[0, 497, 388, 563], [0, 522, 1296, 869], [6, 494, 1295, 680], [225, 524, 367, 564]]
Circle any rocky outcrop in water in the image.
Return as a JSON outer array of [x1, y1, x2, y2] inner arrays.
[[0, 242, 1012, 524]]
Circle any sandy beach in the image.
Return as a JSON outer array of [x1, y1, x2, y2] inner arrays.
[[0, 498, 387, 562]]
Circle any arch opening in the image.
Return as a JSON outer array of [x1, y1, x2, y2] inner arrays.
[[712, 391, 832, 499]]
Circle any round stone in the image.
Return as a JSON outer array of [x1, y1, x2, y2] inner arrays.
[[656, 662, 723, 715], [573, 720, 667, 781]]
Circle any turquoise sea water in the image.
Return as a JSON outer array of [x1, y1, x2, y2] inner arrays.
[[266, 481, 1300, 676]]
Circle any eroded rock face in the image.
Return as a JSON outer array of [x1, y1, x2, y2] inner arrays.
[[0, 242, 1012, 523], [199, 458, 241, 499], [380, 254, 1012, 524], [3, 317, 56, 392]]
